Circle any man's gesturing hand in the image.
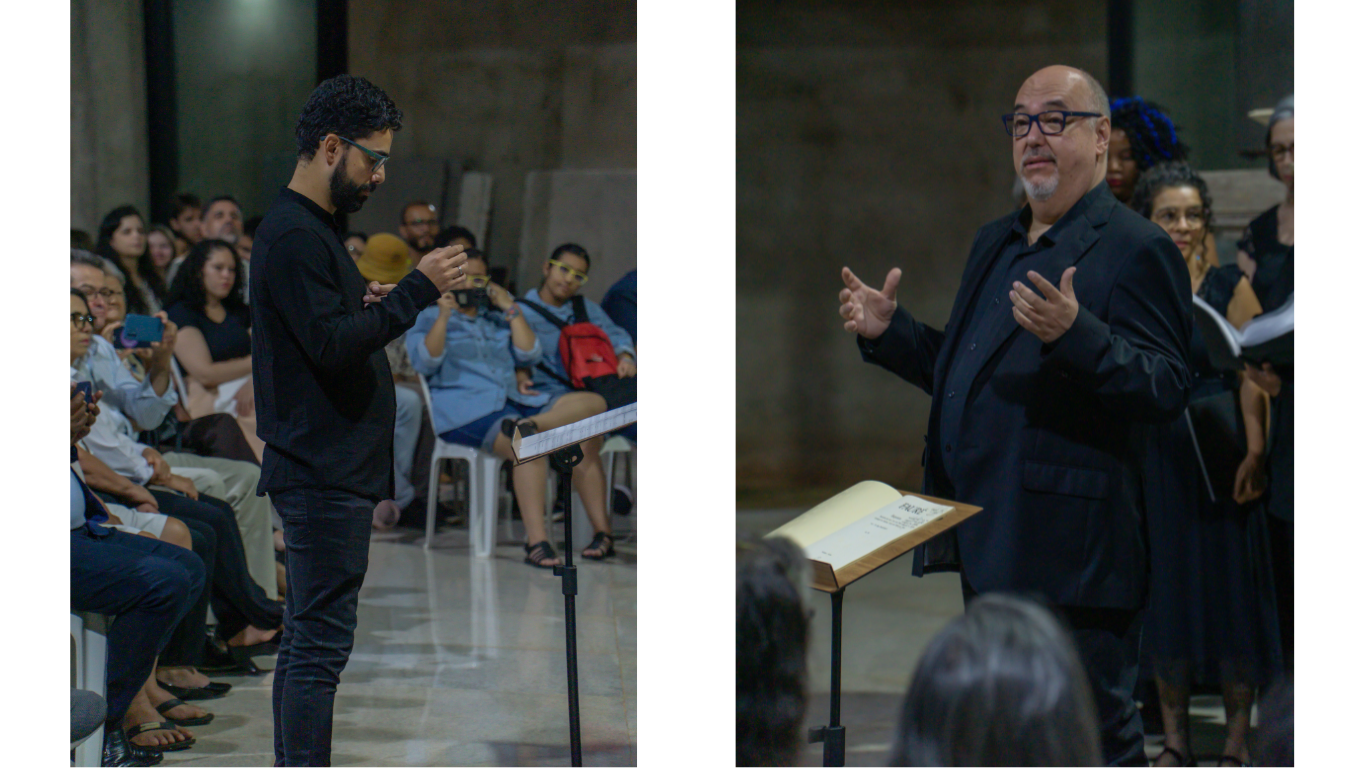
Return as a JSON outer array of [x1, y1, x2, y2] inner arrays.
[[838, 266, 901, 340], [416, 244, 470, 294], [1010, 268, 1079, 344]]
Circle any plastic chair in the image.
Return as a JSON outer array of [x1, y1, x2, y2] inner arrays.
[[416, 377, 502, 555], [72, 612, 109, 767]]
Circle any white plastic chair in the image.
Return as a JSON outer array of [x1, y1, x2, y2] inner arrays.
[[416, 377, 502, 555], [72, 612, 109, 767]]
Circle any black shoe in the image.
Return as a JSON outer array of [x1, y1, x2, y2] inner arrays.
[[102, 726, 164, 766]]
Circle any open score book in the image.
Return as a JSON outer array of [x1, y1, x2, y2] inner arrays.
[[765, 481, 982, 592]]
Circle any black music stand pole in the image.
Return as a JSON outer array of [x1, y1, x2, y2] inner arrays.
[[807, 588, 846, 766], [547, 442, 584, 767]]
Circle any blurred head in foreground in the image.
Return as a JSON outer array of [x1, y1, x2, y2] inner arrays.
[[737, 534, 811, 767], [890, 593, 1101, 767]]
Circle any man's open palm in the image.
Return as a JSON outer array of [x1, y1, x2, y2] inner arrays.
[[839, 266, 901, 340]]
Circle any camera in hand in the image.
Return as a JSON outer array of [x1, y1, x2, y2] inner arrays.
[[75, 381, 94, 404], [116, 314, 165, 349], [452, 288, 490, 311]]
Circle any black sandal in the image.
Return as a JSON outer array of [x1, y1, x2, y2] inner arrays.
[[582, 531, 615, 560], [126, 721, 195, 752], [1154, 746, 1196, 767], [155, 698, 214, 727], [157, 681, 231, 700], [524, 540, 560, 569], [1217, 756, 1251, 767]]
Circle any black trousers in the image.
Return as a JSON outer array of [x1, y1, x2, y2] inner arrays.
[[962, 574, 1146, 767], [70, 527, 204, 725], [271, 488, 375, 766]]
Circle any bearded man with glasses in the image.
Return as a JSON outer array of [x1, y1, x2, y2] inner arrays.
[[838, 65, 1192, 766]]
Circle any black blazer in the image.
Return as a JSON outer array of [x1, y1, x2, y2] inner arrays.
[[250, 188, 440, 502], [860, 183, 1191, 610]]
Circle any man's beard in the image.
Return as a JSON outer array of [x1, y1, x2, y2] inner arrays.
[[405, 234, 434, 254], [329, 154, 374, 214], [1019, 148, 1059, 202]]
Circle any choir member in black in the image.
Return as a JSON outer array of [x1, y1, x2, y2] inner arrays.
[[1130, 163, 1282, 768]]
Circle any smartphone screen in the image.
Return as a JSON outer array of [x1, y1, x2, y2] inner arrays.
[[119, 314, 165, 349], [75, 381, 94, 404]]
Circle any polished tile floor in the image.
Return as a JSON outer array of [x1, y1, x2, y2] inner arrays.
[[740, 508, 1261, 767], [162, 516, 637, 767]]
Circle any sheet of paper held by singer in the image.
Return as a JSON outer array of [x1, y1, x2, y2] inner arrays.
[[803, 496, 955, 571]]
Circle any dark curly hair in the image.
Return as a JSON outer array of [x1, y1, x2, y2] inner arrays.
[[165, 238, 249, 321], [434, 225, 477, 250], [1110, 97, 1190, 171], [95, 204, 166, 315], [737, 534, 810, 767], [295, 74, 403, 161], [1129, 161, 1213, 226]]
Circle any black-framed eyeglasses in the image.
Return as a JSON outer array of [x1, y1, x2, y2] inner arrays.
[[1153, 208, 1208, 227], [71, 313, 95, 330], [405, 218, 438, 228], [336, 135, 389, 174], [79, 287, 122, 300], [1001, 110, 1104, 138]]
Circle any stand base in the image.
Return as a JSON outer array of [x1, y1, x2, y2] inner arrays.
[[808, 725, 846, 767]]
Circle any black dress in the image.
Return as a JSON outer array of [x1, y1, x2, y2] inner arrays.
[[1142, 264, 1283, 685], [166, 301, 252, 362]]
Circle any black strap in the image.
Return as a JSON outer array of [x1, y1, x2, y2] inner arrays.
[[536, 362, 576, 389], [571, 295, 589, 324], [515, 297, 566, 329]]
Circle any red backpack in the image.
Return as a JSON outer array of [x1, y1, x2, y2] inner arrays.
[[519, 296, 618, 389]]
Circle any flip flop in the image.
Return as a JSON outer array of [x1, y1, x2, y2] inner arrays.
[[155, 697, 214, 727], [158, 681, 231, 700], [126, 721, 195, 752]]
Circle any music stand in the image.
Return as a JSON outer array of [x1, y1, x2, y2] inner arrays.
[[512, 403, 637, 767]]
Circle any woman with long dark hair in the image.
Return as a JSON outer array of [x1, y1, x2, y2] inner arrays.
[[96, 205, 169, 314], [166, 238, 264, 461]]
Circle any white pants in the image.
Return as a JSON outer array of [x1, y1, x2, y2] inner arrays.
[[162, 452, 277, 600]]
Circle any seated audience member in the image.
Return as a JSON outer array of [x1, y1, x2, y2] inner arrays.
[[167, 192, 202, 261], [400, 201, 441, 258], [70, 381, 213, 754], [73, 228, 95, 252], [599, 267, 637, 346], [166, 238, 266, 461], [200, 195, 250, 302], [357, 233, 423, 527], [406, 250, 612, 565], [736, 534, 810, 767], [96, 205, 167, 315], [890, 594, 1102, 767], [70, 251, 180, 430], [343, 231, 368, 262], [434, 224, 477, 252], [71, 380, 207, 766], [520, 244, 637, 443], [146, 224, 178, 293], [1237, 95, 1293, 673], [1130, 162, 1279, 768]]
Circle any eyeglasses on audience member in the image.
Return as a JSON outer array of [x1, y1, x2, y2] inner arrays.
[[548, 259, 589, 284], [72, 312, 96, 330]]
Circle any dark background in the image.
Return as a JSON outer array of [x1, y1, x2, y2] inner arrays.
[[71, 0, 637, 300], [736, 0, 1292, 501]]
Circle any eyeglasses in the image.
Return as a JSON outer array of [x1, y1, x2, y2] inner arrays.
[[405, 218, 438, 228], [465, 275, 491, 288], [1269, 143, 1294, 162], [79, 286, 122, 300], [548, 259, 588, 284], [336, 135, 389, 175], [71, 313, 95, 330], [1001, 110, 1104, 138], [1153, 208, 1207, 227]]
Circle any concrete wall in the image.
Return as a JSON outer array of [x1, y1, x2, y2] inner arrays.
[[348, 1, 635, 271], [736, 0, 1108, 496], [71, 0, 150, 235]]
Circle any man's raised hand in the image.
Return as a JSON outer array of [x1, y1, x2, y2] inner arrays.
[[1010, 268, 1079, 344], [839, 266, 901, 340], [416, 244, 470, 294]]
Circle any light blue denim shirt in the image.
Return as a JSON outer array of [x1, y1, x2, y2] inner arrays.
[[519, 289, 636, 396], [406, 306, 548, 436], [73, 335, 178, 431]]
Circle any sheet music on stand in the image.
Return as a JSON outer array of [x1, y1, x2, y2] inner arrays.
[[511, 403, 637, 463]]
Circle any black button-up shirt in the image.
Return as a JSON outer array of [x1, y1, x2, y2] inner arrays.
[[249, 187, 440, 501], [937, 205, 1067, 478]]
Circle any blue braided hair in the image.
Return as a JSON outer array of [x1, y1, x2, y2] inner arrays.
[[1109, 97, 1190, 170]]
